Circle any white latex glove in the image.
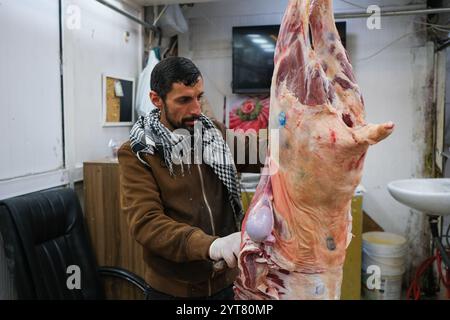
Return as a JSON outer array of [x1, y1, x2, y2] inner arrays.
[[209, 232, 241, 268]]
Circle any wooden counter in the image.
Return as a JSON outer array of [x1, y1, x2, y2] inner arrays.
[[83, 159, 149, 299]]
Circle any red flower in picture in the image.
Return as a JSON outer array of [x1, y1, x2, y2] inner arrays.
[[229, 97, 270, 132], [241, 100, 256, 114]]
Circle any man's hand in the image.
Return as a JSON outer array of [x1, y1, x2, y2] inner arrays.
[[209, 232, 241, 268]]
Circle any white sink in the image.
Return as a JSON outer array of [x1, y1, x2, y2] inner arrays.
[[387, 179, 450, 216]]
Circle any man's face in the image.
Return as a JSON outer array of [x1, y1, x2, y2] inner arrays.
[[150, 77, 204, 132]]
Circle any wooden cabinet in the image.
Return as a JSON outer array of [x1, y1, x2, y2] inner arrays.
[[341, 195, 363, 300], [83, 159, 149, 299]]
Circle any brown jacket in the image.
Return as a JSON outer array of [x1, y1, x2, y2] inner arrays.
[[118, 120, 264, 298]]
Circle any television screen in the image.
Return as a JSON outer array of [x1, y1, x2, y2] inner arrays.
[[232, 23, 347, 94]]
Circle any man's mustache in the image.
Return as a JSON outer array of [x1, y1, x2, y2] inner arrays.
[[183, 116, 200, 123]]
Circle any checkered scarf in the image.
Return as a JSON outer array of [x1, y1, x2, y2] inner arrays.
[[130, 108, 243, 227]]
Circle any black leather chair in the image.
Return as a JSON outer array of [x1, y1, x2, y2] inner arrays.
[[0, 188, 150, 299]]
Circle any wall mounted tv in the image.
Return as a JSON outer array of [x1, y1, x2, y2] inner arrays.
[[232, 23, 347, 94]]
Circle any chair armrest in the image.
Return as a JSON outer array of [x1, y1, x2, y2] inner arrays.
[[98, 266, 150, 296]]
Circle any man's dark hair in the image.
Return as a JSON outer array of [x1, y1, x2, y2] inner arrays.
[[151, 57, 202, 100]]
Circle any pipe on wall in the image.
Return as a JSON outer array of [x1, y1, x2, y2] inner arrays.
[[96, 1, 450, 25], [335, 7, 450, 19]]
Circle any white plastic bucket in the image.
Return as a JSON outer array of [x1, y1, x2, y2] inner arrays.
[[240, 173, 260, 212], [361, 232, 407, 300], [361, 271, 404, 300]]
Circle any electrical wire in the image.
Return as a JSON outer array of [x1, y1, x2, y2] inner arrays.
[[414, 21, 450, 34], [355, 21, 450, 62], [407, 255, 436, 300], [407, 248, 450, 300], [437, 251, 450, 296], [357, 27, 428, 62], [415, 21, 450, 30]]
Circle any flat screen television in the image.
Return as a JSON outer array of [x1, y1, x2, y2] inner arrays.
[[232, 23, 347, 94]]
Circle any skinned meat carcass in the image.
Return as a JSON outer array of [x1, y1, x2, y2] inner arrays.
[[234, 0, 394, 300]]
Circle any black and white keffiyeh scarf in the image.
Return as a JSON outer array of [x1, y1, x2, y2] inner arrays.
[[130, 108, 243, 227]]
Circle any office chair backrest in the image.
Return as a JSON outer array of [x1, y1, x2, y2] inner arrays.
[[0, 188, 104, 299]]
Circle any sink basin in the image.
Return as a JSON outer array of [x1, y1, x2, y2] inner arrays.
[[387, 179, 450, 216]]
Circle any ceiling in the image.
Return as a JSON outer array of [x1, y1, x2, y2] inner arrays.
[[128, 0, 220, 5]]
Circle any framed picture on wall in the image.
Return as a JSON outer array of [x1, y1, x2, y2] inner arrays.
[[102, 74, 135, 127], [227, 95, 270, 132]]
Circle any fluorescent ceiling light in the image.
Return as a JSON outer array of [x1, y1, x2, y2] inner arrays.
[[247, 34, 260, 38], [260, 44, 274, 49]]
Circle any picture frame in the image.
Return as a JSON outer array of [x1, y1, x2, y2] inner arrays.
[[102, 74, 135, 127], [227, 95, 270, 132]]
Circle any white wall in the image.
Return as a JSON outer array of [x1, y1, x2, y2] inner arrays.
[[179, 0, 434, 267], [0, 0, 144, 197], [0, 0, 65, 199], [446, 48, 450, 161], [63, 0, 143, 182]]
